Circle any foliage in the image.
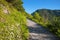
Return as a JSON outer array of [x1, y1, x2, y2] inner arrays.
[[46, 17, 60, 37], [0, 0, 29, 40], [33, 12, 40, 20], [31, 9, 60, 38], [6, 0, 25, 12]]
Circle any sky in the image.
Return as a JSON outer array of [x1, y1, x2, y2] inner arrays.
[[22, 0, 60, 14]]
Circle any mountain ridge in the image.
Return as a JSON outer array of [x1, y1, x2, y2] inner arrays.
[[32, 9, 60, 16]]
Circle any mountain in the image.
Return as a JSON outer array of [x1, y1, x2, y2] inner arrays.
[[0, 0, 28, 40], [32, 9, 60, 16], [31, 9, 60, 25], [31, 9, 60, 37]]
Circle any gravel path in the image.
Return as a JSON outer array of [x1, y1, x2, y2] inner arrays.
[[27, 19, 59, 40]]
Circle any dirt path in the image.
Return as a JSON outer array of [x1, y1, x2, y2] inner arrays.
[[27, 19, 59, 40]]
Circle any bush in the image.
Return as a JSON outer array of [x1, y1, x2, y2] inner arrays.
[[46, 19, 60, 37]]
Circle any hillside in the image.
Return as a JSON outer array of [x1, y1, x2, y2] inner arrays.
[[31, 9, 60, 38], [31, 9, 60, 25], [32, 9, 60, 24], [0, 0, 60, 40], [32, 9, 60, 16], [0, 0, 28, 40]]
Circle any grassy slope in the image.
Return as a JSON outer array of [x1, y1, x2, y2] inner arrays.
[[0, 0, 29, 40]]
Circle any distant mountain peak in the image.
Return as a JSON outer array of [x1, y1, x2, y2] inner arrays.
[[32, 9, 60, 16]]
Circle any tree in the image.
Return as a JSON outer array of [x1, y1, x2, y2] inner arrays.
[[33, 12, 40, 20], [6, 0, 24, 12]]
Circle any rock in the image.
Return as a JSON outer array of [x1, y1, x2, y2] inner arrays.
[[0, 4, 9, 14]]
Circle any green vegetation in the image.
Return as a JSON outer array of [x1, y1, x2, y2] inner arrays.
[[0, 0, 29, 40], [46, 17, 60, 37], [0, 0, 60, 40], [6, 0, 24, 12], [30, 9, 60, 37]]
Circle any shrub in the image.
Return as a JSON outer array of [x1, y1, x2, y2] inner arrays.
[[0, 1, 29, 40]]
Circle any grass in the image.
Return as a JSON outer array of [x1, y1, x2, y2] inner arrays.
[[0, 0, 29, 40]]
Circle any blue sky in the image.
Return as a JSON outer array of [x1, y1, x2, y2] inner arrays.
[[22, 0, 60, 14]]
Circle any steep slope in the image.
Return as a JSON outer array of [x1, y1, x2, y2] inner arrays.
[[0, 0, 28, 40]]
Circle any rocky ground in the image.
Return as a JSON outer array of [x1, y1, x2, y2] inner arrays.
[[27, 19, 59, 40]]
